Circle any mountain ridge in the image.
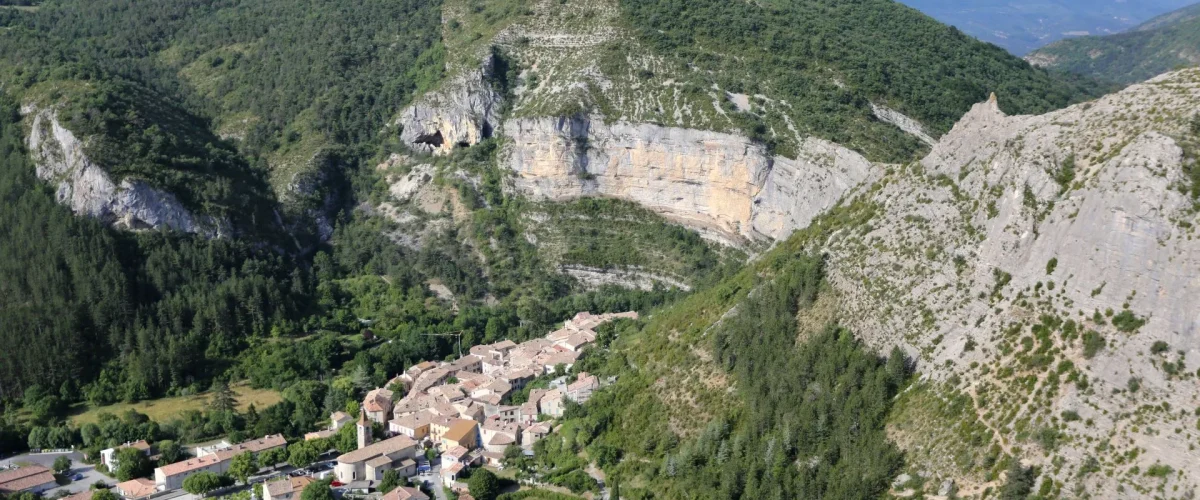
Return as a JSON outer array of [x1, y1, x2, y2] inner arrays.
[[1027, 2, 1200, 84]]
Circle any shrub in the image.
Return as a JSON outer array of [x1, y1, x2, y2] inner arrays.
[[1045, 257, 1058, 275], [1111, 310, 1146, 332], [1149, 340, 1169, 355], [1082, 330, 1105, 359]]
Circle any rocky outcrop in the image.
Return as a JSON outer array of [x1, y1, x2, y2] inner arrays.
[[822, 70, 1200, 496], [396, 58, 503, 155], [870, 102, 937, 145], [501, 115, 876, 243], [25, 109, 222, 236]]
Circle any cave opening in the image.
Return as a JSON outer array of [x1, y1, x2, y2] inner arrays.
[[414, 130, 444, 147]]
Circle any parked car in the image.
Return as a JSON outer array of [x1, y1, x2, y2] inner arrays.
[[71, 473, 85, 481]]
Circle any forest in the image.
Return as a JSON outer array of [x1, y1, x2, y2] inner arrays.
[[619, 0, 1108, 137], [496, 252, 915, 499]]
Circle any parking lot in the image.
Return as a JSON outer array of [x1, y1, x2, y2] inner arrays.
[[0, 451, 110, 497]]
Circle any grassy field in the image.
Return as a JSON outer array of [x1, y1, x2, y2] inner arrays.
[[69, 384, 281, 425]]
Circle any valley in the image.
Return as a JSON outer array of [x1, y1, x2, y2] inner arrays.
[[1, 0, 1198, 499]]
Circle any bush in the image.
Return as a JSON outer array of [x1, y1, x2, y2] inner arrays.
[[1111, 310, 1146, 332], [1082, 330, 1105, 359], [1149, 340, 1169, 355], [468, 468, 500, 500]]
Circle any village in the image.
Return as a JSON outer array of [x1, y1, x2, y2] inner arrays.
[[1, 311, 634, 500]]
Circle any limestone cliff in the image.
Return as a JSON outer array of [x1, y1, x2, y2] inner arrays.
[[501, 115, 876, 243], [25, 109, 223, 236], [822, 70, 1200, 496], [395, 57, 503, 156]]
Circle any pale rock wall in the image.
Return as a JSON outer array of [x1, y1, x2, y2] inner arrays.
[[501, 115, 876, 243], [26, 109, 221, 236], [822, 70, 1200, 495], [396, 58, 503, 155]]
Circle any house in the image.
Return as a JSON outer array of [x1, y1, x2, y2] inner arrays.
[[440, 419, 479, 451], [0, 465, 56, 494], [557, 333, 592, 352], [458, 402, 485, 422], [155, 435, 286, 490], [521, 421, 552, 450], [363, 388, 395, 424], [392, 394, 436, 418], [499, 368, 536, 390], [535, 351, 580, 374], [398, 362, 439, 393], [331, 411, 354, 430], [566, 373, 600, 404], [482, 404, 519, 423], [263, 476, 314, 500], [333, 435, 419, 483], [540, 389, 565, 417], [101, 440, 153, 471], [410, 368, 451, 396], [428, 416, 456, 443], [427, 384, 466, 403], [218, 434, 287, 460], [440, 446, 470, 468], [381, 486, 429, 500], [115, 478, 158, 500], [388, 412, 434, 441], [447, 356, 482, 376], [154, 454, 225, 491], [480, 419, 519, 454], [469, 380, 511, 401], [304, 429, 337, 441], [440, 463, 464, 488]]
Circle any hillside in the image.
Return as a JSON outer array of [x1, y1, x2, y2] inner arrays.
[[1027, 3, 1200, 84], [530, 69, 1200, 498], [897, 0, 1197, 55]]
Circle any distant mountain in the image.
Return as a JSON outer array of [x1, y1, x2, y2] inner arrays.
[[898, 0, 1197, 55], [1026, 3, 1200, 83]]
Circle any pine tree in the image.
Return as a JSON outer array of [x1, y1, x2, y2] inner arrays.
[[209, 380, 237, 414]]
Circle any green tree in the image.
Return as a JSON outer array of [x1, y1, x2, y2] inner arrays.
[[157, 440, 184, 464], [301, 481, 335, 500], [92, 490, 119, 500], [228, 451, 259, 484], [999, 461, 1036, 500], [209, 381, 238, 414], [468, 468, 500, 500], [53, 456, 72, 474], [288, 442, 318, 469], [378, 469, 400, 493], [259, 447, 287, 469], [114, 448, 152, 481], [182, 472, 223, 495], [610, 478, 621, 500]]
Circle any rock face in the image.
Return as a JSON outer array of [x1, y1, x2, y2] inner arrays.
[[26, 109, 221, 236], [822, 70, 1200, 496], [493, 68, 1200, 495], [396, 58, 503, 155], [501, 115, 875, 243]]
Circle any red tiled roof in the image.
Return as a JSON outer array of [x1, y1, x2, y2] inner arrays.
[[116, 478, 157, 499], [381, 486, 429, 500], [156, 453, 223, 477], [0, 465, 56, 493]]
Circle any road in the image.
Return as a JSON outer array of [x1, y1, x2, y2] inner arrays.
[[0, 451, 109, 496]]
